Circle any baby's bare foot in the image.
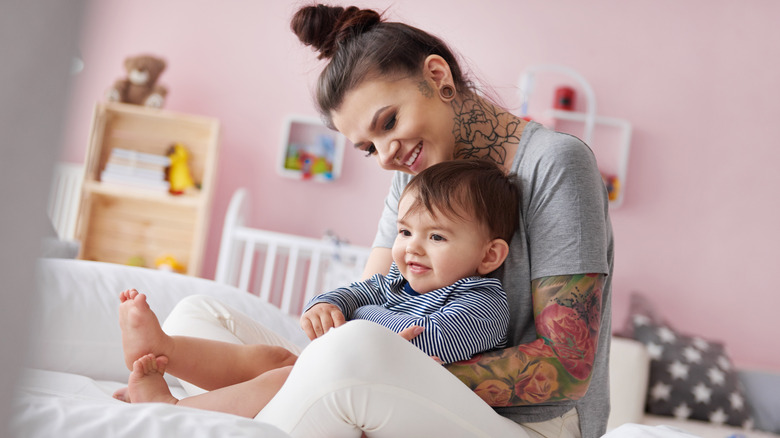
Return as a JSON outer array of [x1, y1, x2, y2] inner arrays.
[[112, 386, 130, 403], [127, 354, 177, 405], [118, 289, 171, 370]]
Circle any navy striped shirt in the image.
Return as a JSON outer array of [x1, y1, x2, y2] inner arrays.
[[305, 263, 510, 364]]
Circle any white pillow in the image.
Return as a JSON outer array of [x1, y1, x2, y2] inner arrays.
[[28, 259, 308, 383]]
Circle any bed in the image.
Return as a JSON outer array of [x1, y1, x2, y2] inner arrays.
[[14, 187, 775, 437], [14, 187, 369, 437]]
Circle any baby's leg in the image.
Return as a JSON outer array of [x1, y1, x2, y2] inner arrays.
[[175, 366, 293, 418], [119, 290, 297, 390], [126, 354, 178, 405], [119, 289, 173, 370]]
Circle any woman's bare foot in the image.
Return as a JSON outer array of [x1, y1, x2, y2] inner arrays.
[[119, 289, 173, 370], [126, 354, 178, 405]]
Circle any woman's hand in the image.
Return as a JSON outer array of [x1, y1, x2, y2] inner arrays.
[[300, 303, 346, 340]]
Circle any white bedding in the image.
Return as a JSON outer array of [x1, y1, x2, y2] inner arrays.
[[15, 258, 701, 437], [13, 258, 308, 437]]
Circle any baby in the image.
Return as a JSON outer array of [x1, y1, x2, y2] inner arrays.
[[118, 159, 520, 417]]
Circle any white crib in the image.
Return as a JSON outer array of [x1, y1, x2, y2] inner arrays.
[[214, 187, 372, 317], [47, 162, 84, 241], [46, 166, 372, 317]]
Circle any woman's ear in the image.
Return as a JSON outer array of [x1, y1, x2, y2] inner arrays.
[[422, 54, 453, 89], [477, 238, 510, 276]]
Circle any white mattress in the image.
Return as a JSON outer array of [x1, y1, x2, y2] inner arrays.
[[12, 258, 307, 437], [13, 368, 291, 437]]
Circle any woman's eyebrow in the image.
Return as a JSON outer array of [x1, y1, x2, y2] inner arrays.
[[370, 106, 390, 130], [353, 106, 391, 150]]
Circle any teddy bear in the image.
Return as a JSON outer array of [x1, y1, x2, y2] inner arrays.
[[106, 54, 168, 108]]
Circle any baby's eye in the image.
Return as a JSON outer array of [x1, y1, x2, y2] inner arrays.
[[398, 229, 411, 237], [364, 144, 377, 157], [430, 234, 446, 242]]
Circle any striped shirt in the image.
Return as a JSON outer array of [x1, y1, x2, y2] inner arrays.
[[305, 263, 510, 364]]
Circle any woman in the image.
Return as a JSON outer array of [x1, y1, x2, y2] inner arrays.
[[164, 4, 613, 437]]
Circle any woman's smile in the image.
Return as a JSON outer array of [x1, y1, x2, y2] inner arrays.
[[402, 142, 422, 169]]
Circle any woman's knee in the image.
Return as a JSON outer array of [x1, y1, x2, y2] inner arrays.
[[292, 320, 410, 378], [308, 320, 394, 355], [166, 294, 214, 320], [162, 294, 238, 338]]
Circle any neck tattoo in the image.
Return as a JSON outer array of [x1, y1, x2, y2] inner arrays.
[[450, 96, 522, 165], [417, 80, 434, 98]]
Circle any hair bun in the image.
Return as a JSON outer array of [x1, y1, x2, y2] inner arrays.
[[291, 4, 382, 59]]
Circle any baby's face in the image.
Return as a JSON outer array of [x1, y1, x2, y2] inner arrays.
[[392, 194, 492, 294]]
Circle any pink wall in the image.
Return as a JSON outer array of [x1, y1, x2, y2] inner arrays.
[[61, 0, 780, 370]]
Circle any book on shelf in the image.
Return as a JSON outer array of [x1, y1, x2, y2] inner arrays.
[[100, 148, 171, 192], [110, 148, 171, 167], [100, 171, 170, 192]]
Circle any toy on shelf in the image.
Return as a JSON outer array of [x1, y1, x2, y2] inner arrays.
[[155, 254, 186, 273], [106, 54, 168, 108], [601, 173, 621, 202], [126, 255, 146, 268], [166, 143, 196, 194], [279, 116, 345, 182], [554, 86, 576, 110]]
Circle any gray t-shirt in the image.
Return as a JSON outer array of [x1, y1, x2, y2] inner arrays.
[[371, 121, 614, 438]]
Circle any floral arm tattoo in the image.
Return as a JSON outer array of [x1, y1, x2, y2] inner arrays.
[[445, 273, 605, 406]]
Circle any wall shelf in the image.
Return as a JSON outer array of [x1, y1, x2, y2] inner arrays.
[[519, 64, 632, 208], [75, 102, 220, 276]]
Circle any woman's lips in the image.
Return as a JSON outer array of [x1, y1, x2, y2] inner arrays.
[[403, 142, 422, 167]]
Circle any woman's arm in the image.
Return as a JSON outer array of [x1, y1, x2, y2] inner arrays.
[[362, 247, 392, 279], [444, 273, 605, 406]]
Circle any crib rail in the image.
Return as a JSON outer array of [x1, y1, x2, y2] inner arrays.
[[47, 163, 84, 241], [215, 188, 371, 317]]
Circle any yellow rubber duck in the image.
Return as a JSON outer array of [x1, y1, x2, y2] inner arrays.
[[167, 143, 195, 194]]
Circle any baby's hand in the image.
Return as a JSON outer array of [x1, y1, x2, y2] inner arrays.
[[300, 303, 346, 340], [398, 325, 424, 341]]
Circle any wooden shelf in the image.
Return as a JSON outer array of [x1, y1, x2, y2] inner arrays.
[[82, 180, 202, 207], [75, 102, 220, 276]]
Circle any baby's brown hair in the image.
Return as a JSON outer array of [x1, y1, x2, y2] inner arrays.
[[401, 160, 520, 243]]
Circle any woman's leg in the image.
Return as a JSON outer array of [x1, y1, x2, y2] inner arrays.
[[121, 291, 301, 395], [256, 320, 530, 438]]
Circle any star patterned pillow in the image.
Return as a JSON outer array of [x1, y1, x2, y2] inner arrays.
[[632, 315, 754, 429]]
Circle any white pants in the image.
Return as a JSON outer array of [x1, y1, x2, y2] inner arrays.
[[163, 295, 580, 438]]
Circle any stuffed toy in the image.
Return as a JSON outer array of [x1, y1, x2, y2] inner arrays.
[[166, 143, 195, 194], [106, 54, 168, 107]]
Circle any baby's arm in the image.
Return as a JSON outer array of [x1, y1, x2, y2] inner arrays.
[[300, 276, 387, 340], [352, 286, 510, 364], [300, 303, 345, 340]]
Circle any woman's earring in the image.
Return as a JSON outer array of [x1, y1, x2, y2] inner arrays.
[[439, 84, 455, 101]]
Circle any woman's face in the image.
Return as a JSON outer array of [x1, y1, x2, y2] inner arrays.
[[331, 77, 457, 175]]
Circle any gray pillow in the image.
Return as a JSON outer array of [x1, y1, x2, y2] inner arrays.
[[738, 370, 780, 433], [632, 317, 754, 429]]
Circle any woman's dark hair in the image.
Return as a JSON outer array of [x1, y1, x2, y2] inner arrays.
[[401, 160, 520, 244], [291, 4, 472, 128]]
